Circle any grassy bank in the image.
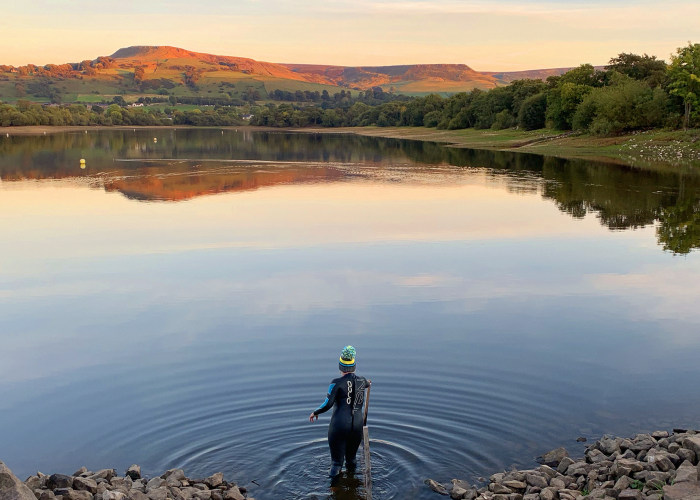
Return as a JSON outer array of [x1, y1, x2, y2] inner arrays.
[[303, 126, 700, 170]]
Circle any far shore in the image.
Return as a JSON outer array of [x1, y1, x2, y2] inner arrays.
[[3, 124, 700, 170]]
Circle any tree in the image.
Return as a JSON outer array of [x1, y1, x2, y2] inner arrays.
[[606, 53, 667, 87], [518, 92, 547, 130], [667, 42, 700, 129]]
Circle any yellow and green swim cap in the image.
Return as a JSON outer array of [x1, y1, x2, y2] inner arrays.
[[339, 345, 356, 372]]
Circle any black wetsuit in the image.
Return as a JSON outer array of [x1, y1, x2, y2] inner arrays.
[[313, 373, 369, 474]]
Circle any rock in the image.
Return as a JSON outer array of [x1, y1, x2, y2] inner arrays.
[[489, 483, 512, 494], [24, 475, 43, 491], [537, 466, 557, 479], [538, 448, 569, 467], [426, 479, 449, 495], [38, 491, 57, 500], [47, 474, 74, 490], [617, 490, 643, 500], [599, 437, 621, 455], [587, 449, 608, 464], [550, 477, 566, 489], [0, 461, 37, 500], [566, 462, 593, 477], [103, 492, 128, 500], [192, 483, 209, 491], [576, 437, 587, 443], [210, 491, 224, 500], [204, 473, 223, 489], [146, 486, 168, 500], [89, 470, 115, 482], [676, 460, 699, 483], [683, 436, 700, 457], [110, 477, 132, 490], [557, 457, 575, 474], [161, 469, 185, 482], [524, 474, 547, 489], [539, 487, 557, 500], [223, 487, 245, 500], [128, 490, 149, 500], [146, 478, 165, 492], [126, 465, 141, 481], [73, 476, 98, 493], [629, 435, 656, 453], [645, 452, 674, 472], [612, 459, 644, 478], [193, 491, 212, 500], [663, 481, 700, 500], [668, 442, 681, 454], [72, 468, 88, 477], [676, 448, 696, 464], [651, 431, 669, 440], [63, 491, 95, 500], [503, 481, 526, 490], [450, 484, 468, 500]]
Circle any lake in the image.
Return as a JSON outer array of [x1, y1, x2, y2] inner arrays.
[[1, 128, 699, 500]]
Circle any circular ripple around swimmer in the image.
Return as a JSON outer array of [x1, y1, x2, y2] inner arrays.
[[263, 435, 425, 500]]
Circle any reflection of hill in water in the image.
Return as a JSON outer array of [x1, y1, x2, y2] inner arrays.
[[1, 130, 699, 254]]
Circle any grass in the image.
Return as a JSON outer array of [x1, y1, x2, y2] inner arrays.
[[320, 126, 700, 170]]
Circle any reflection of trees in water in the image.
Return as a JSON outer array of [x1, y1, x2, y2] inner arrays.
[[2, 130, 700, 254]]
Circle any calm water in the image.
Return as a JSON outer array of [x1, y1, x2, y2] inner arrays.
[[1, 129, 700, 500]]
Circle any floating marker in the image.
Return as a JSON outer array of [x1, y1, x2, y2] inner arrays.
[[80, 158, 86, 169], [153, 137, 157, 143]]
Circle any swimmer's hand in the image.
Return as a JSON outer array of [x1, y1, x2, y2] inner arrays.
[[309, 412, 318, 423]]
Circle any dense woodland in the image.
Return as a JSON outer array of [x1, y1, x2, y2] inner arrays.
[[1, 43, 698, 134]]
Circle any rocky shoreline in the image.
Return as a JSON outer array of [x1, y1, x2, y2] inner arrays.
[[0, 462, 253, 500], [427, 428, 700, 500]]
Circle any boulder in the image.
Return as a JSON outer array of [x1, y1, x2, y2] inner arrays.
[[38, 491, 57, 500], [193, 491, 212, 500], [161, 469, 185, 482], [103, 492, 128, 500], [536, 466, 557, 479], [617, 489, 642, 500], [89, 470, 115, 482], [146, 478, 165, 491], [24, 475, 42, 491], [0, 461, 37, 500], [126, 465, 141, 481], [72, 467, 88, 477], [147, 486, 168, 500], [223, 487, 245, 500], [525, 474, 548, 489], [683, 436, 700, 456], [210, 491, 224, 500], [630, 435, 656, 453], [73, 476, 98, 494], [663, 481, 700, 500], [47, 474, 74, 490], [205, 473, 223, 489], [128, 490, 149, 500], [676, 460, 699, 483], [537, 448, 569, 467], [426, 479, 449, 495], [611, 459, 644, 478], [599, 437, 621, 455], [651, 431, 669, 440], [587, 449, 608, 464], [63, 490, 95, 500], [557, 457, 575, 474], [539, 487, 557, 500], [676, 448, 696, 464]]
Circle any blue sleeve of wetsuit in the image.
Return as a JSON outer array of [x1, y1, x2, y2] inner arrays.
[[313, 382, 338, 415]]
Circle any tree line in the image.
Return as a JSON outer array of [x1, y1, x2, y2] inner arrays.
[[251, 43, 699, 133]]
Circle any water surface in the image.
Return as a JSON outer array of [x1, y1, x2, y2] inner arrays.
[[1, 129, 700, 499]]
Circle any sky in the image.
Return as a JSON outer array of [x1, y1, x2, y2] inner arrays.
[[1, 0, 698, 71]]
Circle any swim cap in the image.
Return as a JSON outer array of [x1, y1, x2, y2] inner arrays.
[[339, 345, 356, 372]]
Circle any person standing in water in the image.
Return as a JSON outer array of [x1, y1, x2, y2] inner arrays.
[[309, 345, 371, 478]]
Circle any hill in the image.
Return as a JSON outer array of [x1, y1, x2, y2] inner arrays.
[[0, 45, 574, 104]]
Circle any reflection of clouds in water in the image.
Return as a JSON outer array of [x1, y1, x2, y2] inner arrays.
[[591, 267, 700, 336]]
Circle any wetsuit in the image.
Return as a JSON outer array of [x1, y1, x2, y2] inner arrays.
[[313, 373, 369, 475]]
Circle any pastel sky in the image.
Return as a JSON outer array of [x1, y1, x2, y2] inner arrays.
[[1, 0, 698, 70]]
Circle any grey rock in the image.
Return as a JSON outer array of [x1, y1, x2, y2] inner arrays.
[[599, 437, 621, 455], [676, 460, 699, 483], [645, 452, 674, 472], [550, 478, 566, 489], [55, 487, 72, 496], [110, 478, 132, 490], [38, 491, 57, 500], [47, 475, 74, 491], [210, 491, 223, 500], [617, 490, 643, 500], [450, 484, 468, 500], [161, 469, 185, 482], [663, 481, 700, 500], [146, 486, 168, 500], [489, 483, 512, 494], [630, 435, 656, 453], [539, 487, 557, 500], [72, 468, 88, 477], [192, 483, 209, 491], [426, 479, 449, 495], [73, 477, 98, 494], [0, 461, 37, 500], [63, 491, 94, 500], [620, 450, 636, 460], [587, 450, 608, 464], [522, 495, 539, 500], [89, 470, 115, 483], [668, 442, 681, 454], [24, 475, 42, 491], [223, 487, 245, 500], [612, 459, 644, 478], [204, 473, 223, 489], [538, 448, 569, 467], [193, 491, 212, 500], [651, 431, 669, 440], [103, 492, 128, 500], [557, 457, 575, 474], [525, 474, 548, 489], [676, 448, 696, 464], [566, 462, 593, 477], [491, 473, 506, 483], [620, 439, 634, 451], [503, 481, 526, 490], [536, 466, 557, 479], [683, 436, 700, 457], [125, 466, 141, 481], [145, 478, 165, 492]]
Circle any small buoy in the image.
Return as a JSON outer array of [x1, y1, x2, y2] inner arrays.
[[153, 137, 157, 143], [85, 130, 88, 134], [80, 158, 86, 169]]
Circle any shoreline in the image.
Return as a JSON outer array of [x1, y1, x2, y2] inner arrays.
[[3, 427, 699, 500], [3, 125, 700, 170]]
